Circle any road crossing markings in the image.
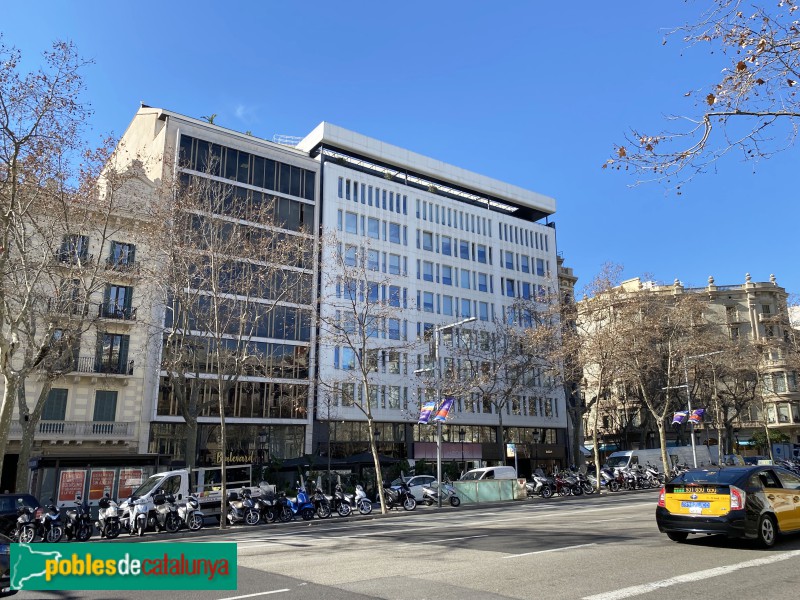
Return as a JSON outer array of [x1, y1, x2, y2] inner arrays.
[[217, 590, 290, 600], [581, 549, 800, 600], [503, 543, 598, 559], [417, 534, 489, 544]]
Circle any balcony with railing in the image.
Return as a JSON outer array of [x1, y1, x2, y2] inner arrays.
[[53, 251, 94, 266], [8, 420, 136, 439], [105, 257, 140, 275], [46, 298, 89, 317], [98, 303, 137, 322], [73, 356, 135, 376]]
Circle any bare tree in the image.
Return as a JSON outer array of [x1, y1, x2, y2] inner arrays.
[[316, 231, 417, 514], [155, 168, 310, 525], [606, 0, 800, 189]]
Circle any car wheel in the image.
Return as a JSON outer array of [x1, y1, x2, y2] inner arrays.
[[666, 531, 688, 542], [757, 514, 777, 548]]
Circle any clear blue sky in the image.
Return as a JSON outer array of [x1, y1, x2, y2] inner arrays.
[[5, 2, 797, 299]]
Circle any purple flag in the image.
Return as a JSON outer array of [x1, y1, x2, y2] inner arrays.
[[689, 408, 705, 423], [672, 411, 688, 425], [418, 401, 436, 424], [432, 397, 455, 423]]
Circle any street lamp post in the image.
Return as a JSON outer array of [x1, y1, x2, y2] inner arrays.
[[415, 316, 476, 508]]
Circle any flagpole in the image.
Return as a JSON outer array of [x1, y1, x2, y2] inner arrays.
[[683, 356, 698, 468]]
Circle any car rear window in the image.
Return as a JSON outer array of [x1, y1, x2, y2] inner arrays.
[[671, 469, 747, 485]]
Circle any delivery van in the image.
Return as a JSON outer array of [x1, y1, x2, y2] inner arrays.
[[459, 466, 518, 481]]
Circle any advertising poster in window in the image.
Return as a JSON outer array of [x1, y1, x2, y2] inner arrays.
[[117, 468, 144, 499], [58, 469, 87, 503], [89, 469, 116, 501]]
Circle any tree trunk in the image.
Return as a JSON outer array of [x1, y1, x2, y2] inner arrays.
[[15, 382, 50, 493], [657, 421, 670, 478], [367, 417, 386, 514], [0, 376, 19, 480], [217, 378, 227, 530], [185, 418, 198, 470], [497, 409, 505, 468]]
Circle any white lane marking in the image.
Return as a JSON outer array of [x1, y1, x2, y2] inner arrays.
[[417, 534, 489, 544], [503, 543, 597, 559], [217, 590, 290, 600], [582, 549, 800, 600]]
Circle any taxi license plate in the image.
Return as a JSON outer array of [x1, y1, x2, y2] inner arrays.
[[681, 501, 711, 514]]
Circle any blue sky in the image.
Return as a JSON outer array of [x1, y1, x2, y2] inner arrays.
[[4, 2, 797, 298]]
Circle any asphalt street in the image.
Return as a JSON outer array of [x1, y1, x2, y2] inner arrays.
[[13, 490, 800, 600]]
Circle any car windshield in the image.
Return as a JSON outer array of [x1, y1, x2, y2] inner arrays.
[[130, 475, 163, 499], [671, 469, 747, 485], [605, 456, 630, 469]]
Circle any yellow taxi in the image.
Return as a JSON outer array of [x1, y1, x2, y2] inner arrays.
[[656, 465, 800, 547]]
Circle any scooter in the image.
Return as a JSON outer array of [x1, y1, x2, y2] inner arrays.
[[381, 480, 416, 511], [63, 495, 93, 541], [36, 498, 64, 543], [311, 484, 332, 518], [227, 488, 260, 526], [120, 496, 149, 537], [152, 491, 181, 533], [331, 484, 352, 516], [421, 480, 461, 507], [12, 499, 36, 543], [353, 485, 372, 515], [255, 485, 278, 524], [599, 467, 620, 492], [97, 493, 121, 539], [277, 484, 316, 522], [528, 469, 555, 499], [177, 494, 204, 531]]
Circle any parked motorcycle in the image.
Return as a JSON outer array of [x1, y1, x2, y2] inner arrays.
[[97, 493, 121, 539], [381, 480, 416, 511], [255, 486, 278, 524], [527, 469, 555, 499], [311, 484, 332, 519], [353, 485, 372, 515], [553, 473, 582, 497], [120, 496, 149, 537], [277, 485, 315, 522], [177, 495, 204, 531], [63, 495, 93, 541], [599, 467, 620, 492], [12, 499, 36, 543], [331, 484, 352, 517], [420, 480, 461, 507], [227, 488, 260, 526]]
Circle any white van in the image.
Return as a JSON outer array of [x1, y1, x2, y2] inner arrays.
[[459, 466, 518, 481]]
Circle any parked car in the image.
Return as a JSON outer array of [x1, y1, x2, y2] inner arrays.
[[459, 466, 518, 481], [391, 475, 435, 500], [0, 532, 17, 597], [0, 494, 39, 537]]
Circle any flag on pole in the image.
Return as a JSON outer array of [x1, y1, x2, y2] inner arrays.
[[432, 397, 455, 423], [672, 411, 689, 425], [418, 401, 436, 424], [689, 408, 706, 424]]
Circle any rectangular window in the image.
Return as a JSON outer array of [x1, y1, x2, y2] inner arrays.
[[345, 180, 351, 200], [521, 282, 531, 299], [389, 223, 401, 244], [368, 249, 379, 271], [460, 269, 470, 289], [341, 347, 356, 370], [477, 244, 487, 264], [344, 245, 357, 267], [520, 255, 530, 273], [42, 388, 68, 421], [478, 273, 488, 292], [441, 236, 452, 256], [461, 299, 472, 318], [108, 241, 136, 269], [422, 231, 433, 251], [93, 390, 118, 425], [345, 212, 357, 234], [96, 332, 130, 375], [479, 302, 489, 321], [505, 252, 514, 270], [368, 217, 380, 239], [423, 292, 434, 313], [536, 258, 545, 276], [505, 279, 515, 297], [59, 234, 89, 263], [337, 210, 343, 231], [389, 285, 401, 307], [442, 265, 452, 286], [338, 178, 344, 198], [423, 261, 434, 282], [389, 254, 401, 275], [103, 285, 134, 319], [459, 240, 470, 260], [388, 318, 401, 340], [442, 295, 453, 316]]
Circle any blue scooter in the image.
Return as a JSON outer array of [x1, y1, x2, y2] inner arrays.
[[277, 484, 316, 522]]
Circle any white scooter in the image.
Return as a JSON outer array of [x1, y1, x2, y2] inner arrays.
[[177, 494, 204, 530], [353, 485, 372, 515]]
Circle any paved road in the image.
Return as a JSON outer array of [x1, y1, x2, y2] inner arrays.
[[14, 490, 800, 599]]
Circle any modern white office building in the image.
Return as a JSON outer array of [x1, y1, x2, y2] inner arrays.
[[298, 123, 568, 471]]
